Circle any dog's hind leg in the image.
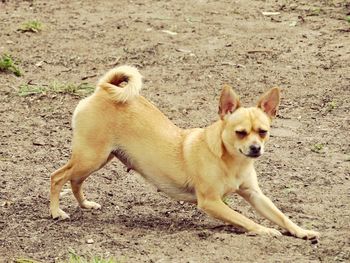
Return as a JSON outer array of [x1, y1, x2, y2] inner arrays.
[[50, 143, 113, 220], [70, 153, 114, 210]]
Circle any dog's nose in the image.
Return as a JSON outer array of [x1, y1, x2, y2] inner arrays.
[[249, 144, 261, 154]]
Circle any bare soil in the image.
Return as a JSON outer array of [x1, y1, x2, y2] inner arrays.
[[1, 0, 349, 262]]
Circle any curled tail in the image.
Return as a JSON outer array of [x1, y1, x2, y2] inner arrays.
[[97, 65, 142, 103]]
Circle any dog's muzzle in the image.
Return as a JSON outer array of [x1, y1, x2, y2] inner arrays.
[[239, 145, 262, 158]]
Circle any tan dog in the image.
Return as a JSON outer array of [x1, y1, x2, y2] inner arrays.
[[50, 66, 320, 239]]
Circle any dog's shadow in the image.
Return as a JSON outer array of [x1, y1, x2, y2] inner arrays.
[[68, 208, 246, 236]]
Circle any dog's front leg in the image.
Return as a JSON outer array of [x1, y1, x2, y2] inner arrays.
[[196, 193, 281, 237], [238, 176, 320, 239]]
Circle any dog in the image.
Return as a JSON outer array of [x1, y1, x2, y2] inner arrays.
[[50, 65, 320, 239]]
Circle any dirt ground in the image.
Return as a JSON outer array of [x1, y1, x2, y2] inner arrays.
[[0, 0, 349, 262]]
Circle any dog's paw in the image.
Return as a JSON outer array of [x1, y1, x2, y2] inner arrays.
[[292, 228, 320, 240], [248, 226, 282, 237], [81, 200, 101, 210], [51, 208, 70, 220]]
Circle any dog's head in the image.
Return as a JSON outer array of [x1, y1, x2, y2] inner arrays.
[[218, 85, 280, 159]]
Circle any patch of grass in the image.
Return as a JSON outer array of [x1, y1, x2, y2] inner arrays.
[[66, 250, 120, 263], [18, 82, 95, 97], [311, 143, 324, 153], [0, 54, 22, 76], [346, 16, 350, 24], [19, 20, 42, 33], [310, 7, 322, 16], [327, 101, 337, 111], [18, 84, 46, 96], [50, 82, 95, 94]]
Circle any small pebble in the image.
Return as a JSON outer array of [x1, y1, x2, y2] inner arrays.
[[86, 239, 94, 244]]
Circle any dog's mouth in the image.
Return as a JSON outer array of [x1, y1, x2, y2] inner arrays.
[[239, 149, 261, 158]]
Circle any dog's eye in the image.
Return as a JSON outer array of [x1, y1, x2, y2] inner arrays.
[[258, 129, 268, 137], [235, 130, 248, 138]]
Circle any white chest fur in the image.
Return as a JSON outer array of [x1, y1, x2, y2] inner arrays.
[[221, 160, 255, 196]]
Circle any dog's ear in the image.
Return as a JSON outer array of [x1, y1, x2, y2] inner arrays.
[[257, 87, 280, 118], [218, 85, 240, 119]]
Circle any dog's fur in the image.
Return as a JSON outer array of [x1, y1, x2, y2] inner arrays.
[[50, 66, 319, 239]]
